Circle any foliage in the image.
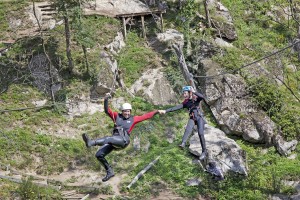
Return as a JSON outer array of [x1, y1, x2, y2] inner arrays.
[[17, 176, 61, 199], [117, 32, 157, 85], [247, 77, 283, 115]]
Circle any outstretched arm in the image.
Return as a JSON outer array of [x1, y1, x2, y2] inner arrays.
[[104, 94, 118, 121], [134, 110, 159, 123], [165, 104, 183, 113]]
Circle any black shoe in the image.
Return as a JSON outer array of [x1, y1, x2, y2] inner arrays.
[[82, 133, 92, 148], [102, 168, 114, 182], [199, 151, 207, 160]]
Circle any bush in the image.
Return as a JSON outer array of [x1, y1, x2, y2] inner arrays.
[[247, 77, 283, 116]]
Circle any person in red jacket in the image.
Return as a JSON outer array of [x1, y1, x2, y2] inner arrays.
[[82, 93, 165, 182]]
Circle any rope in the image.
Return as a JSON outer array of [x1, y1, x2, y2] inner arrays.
[[193, 40, 300, 78]]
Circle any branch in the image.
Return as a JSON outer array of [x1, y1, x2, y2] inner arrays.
[[275, 75, 300, 102], [126, 156, 160, 189]]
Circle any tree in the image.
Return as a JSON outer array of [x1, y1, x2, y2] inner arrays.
[[71, 6, 95, 75], [178, 0, 197, 56], [50, 0, 92, 75]]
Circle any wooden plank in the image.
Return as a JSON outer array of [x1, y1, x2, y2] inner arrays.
[[116, 9, 166, 18]]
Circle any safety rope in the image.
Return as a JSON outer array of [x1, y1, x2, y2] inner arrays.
[[193, 40, 300, 79]]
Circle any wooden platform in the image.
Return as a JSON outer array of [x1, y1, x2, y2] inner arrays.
[[116, 9, 166, 39]]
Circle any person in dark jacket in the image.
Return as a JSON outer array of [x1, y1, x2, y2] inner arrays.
[[82, 93, 165, 182], [160, 86, 207, 160]]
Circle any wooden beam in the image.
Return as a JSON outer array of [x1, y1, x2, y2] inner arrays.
[[122, 17, 127, 39], [141, 15, 146, 39]]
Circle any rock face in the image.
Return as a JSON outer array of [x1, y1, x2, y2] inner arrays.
[[91, 32, 125, 98], [195, 58, 298, 155], [130, 68, 177, 105], [189, 124, 247, 175], [66, 95, 103, 118], [208, 1, 238, 41], [83, 0, 150, 17]]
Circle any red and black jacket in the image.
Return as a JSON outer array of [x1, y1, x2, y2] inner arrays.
[[104, 98, 158, 134]]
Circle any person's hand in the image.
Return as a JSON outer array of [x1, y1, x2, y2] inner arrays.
[[190, 86, 196, 93], [158, 110, 166, 115], [105, 93, 111, 99]]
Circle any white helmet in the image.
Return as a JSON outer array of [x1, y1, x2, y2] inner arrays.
[[121, 103, 132, 111]]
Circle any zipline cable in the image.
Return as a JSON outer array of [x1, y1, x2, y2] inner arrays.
[[193, 40, 300, 78]]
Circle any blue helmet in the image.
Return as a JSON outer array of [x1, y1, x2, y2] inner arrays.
[[182, 86, 192, 93]]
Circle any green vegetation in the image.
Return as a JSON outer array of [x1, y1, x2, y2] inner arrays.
[[212, 0, 300, 140], [0, 0, 299, 199], [17, 177, 61, 199], [117, 32, 158, 85]]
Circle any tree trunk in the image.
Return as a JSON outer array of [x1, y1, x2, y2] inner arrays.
[[204, 0, 211, 28], [185, 22, 192, 56], [82, 45, 89, 75], [64, 15, 74, 75]]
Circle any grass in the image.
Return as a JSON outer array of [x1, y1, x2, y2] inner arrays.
[[117, 32, 158, 86]]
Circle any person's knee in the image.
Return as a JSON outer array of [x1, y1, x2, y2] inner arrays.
[[95, 151, 105, 160]]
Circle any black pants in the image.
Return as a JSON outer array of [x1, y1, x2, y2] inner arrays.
[[94, 134, 130, 170], [182, 115, 206, 153]]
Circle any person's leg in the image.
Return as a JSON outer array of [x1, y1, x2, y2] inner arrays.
[[179, 119, 195, 148], [82, 133, 125, 148], [196, 116, 207, 160], [95, 144, 115, 182]]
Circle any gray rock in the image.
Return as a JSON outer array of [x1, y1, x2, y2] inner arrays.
[[133, 136, 141, 151], [269, 194, 291, 200], [287, 154, 297, 160], [130, 68, 177, 105], [165, 127, 176, 143], [206, 161, 224, 180], [104, 32, 125, 55], [91, 51, 117, 97], [189, 124, 248, 175], [186, 178, 202, 186], [195, 58, 296, 156], [214, 38, 233, 48], [83, 0, 150, 17], [66, 95, 103, 117], [142, 141, 151, 153], [32, 99, 47, 107], [274, 135, 298, 157], [91, 33, 126, 98], [207, 1, 238, 41], [156, 29, 184, 47], [111, 97, 125, 111]]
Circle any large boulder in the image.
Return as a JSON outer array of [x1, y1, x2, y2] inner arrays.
[[189, 124, 247, 175], [207, 1, 238, 41], [197, 58, 298, 155], [91, 32, 125, 98], [130, 68, 178, 105], [83, 0, 150, 17]]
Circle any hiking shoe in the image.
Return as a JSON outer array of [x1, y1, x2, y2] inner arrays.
[[178, 143, 185, 149], [82, 133, 92, 148], [102, 168, 114, 182], [199, 151, 207, 160]]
